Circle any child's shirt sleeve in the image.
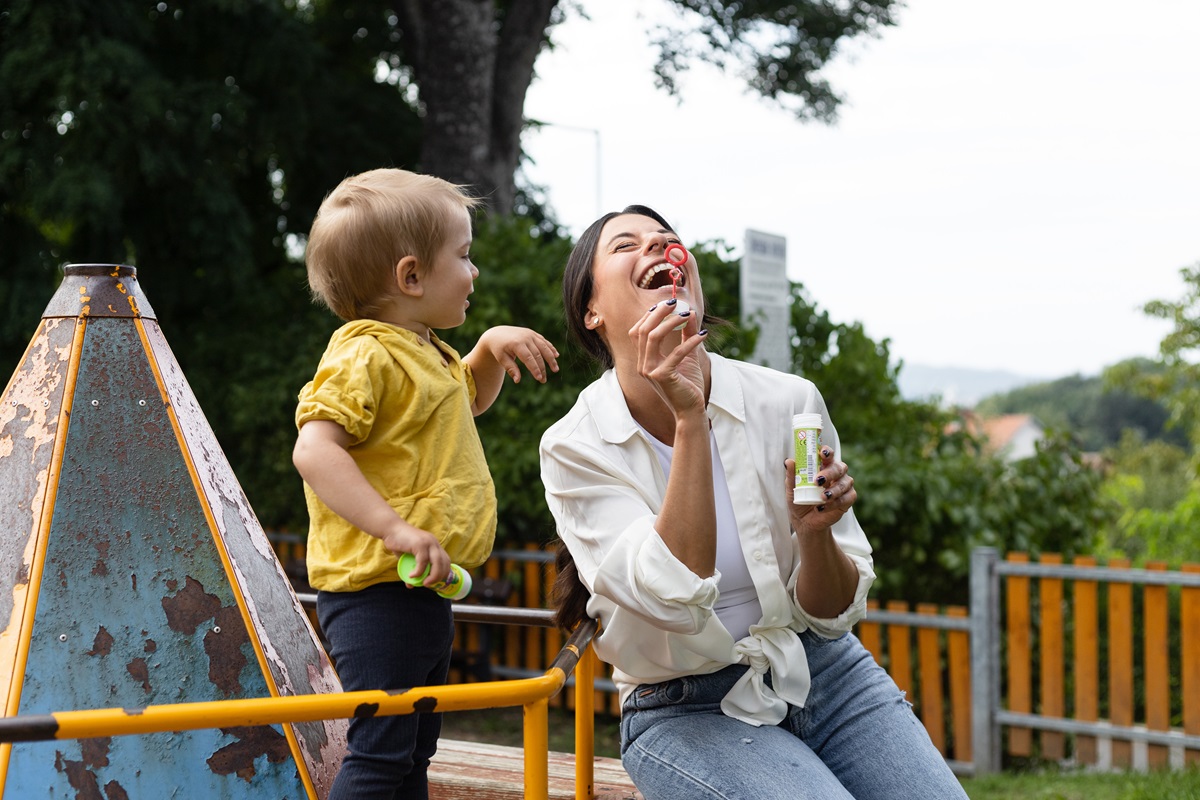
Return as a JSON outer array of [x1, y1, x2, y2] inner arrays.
[[296, 338, 379, 444]]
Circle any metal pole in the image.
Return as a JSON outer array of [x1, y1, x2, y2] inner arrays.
[[575, 645, 597, 799], [970, 546, 1000, 775], [523, 696, 550, 800]]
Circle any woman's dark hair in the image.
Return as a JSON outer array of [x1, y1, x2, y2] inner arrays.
[[554, 204, 727, 631], [551, 539, 591, 631], [554, 206, 675, 629]]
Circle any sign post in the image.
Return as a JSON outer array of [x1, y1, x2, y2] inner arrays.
[[740, 229, 792, 371]]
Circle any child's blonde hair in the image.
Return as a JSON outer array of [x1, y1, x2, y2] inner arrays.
[[305, 168, 480, 321]]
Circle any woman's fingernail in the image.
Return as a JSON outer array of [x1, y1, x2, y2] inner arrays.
[[698, 328, 709, 336], [824, 490, 833, 499], [678, 311, 691, 317], [822, 448, 832, 458], [817, 505, 826, 512], [816, 475, 826, 486], [666, 298, 678, 306], [649, 304, 658, 311]]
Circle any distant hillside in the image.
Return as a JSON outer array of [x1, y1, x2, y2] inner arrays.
[[897, 364, 1053, 407]]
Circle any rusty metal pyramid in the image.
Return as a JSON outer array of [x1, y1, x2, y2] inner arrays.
[[0, 265, 346, 797]]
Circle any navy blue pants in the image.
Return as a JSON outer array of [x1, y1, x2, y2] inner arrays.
[[318, 582, 455, 800]]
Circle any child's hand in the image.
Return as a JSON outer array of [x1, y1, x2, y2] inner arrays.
[[384, 525, 452, 586], [477, 325, 560, 384]]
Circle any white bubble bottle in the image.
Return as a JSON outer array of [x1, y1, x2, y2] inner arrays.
[[792, 413, 825, 505], [396, 553, 473, 600]]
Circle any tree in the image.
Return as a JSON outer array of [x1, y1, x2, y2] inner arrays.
[[1106, 262, 1200, 466], [0, 0, 425, 529], [1099, 262, 1200, 566], [348, 0, 901, 213]]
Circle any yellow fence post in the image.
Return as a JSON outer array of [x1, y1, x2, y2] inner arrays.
[[1145, 561, 1170, 769], [916, 603, 945, 754], [1108, 557, 1134, 768], [1038, 553, 1065, 761], [1005, 552, 1032, 757], [1183, 564, 1200, 766], [947, 605, 971, 763], [1073, 554, 1099, 765]]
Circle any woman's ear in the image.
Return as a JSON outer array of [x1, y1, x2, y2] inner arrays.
[[394, 256, 423, 298], [584, 306, 603, 330]]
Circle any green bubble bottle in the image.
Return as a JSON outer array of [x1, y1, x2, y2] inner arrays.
[[396, 553, 472, 600]]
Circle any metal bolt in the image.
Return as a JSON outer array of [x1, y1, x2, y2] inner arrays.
[[138, 399, 147, 407], [59, 634, 67, 642], [91, 399, 99, 407], [212, 626, 221, 634]]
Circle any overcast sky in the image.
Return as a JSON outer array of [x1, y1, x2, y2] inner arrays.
[[519, 0, 1200, 380]]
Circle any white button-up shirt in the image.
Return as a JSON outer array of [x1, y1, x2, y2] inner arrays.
[[539, 353, 875, 726]]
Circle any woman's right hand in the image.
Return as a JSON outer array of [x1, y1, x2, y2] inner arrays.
[[629, 300, 709, 419]]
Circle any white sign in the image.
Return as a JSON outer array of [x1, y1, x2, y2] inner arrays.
[[740, 229, 792, 371]]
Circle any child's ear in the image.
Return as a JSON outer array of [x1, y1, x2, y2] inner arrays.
[[394, 256, 423, 298]]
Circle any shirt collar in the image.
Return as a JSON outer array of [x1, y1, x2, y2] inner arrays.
[[588, 352, 748, 445]]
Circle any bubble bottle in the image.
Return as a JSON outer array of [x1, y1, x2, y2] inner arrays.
[[396, 553, 473, 600]]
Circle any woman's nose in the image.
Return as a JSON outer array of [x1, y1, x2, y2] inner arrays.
[[643, 233, 668, 253]]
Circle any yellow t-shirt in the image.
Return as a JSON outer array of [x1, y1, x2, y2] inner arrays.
[[296, 320, 497, 592]]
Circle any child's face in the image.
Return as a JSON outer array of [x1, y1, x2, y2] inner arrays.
[[420, 205, 478, 330]]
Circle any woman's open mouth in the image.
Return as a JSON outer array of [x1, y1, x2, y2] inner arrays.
[[638, 263, 686, 290]]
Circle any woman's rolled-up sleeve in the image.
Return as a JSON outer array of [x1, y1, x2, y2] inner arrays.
[[541, 429, 719, 635], [787, 510, 876, 636]]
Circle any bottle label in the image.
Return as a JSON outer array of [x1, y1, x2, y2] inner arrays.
[[794, 427, 819, 487]]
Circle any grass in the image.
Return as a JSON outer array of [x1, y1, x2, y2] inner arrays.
[[441, 707, 1200, 798], [959, 766, 1200, 799], [439, 705, 622, 758]]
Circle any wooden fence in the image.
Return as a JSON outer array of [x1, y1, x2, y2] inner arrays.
[[267, 535, 1200, 776]]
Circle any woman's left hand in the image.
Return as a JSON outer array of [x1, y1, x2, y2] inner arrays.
[[786, 446, 857, 535]]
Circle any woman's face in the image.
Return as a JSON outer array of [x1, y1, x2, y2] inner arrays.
[[585, 213, 704, 343]]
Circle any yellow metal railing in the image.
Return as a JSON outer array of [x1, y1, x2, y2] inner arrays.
[[0, 605, 599, 800]]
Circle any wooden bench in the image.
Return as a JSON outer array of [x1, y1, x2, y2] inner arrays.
[[430, 738, 643, 799]]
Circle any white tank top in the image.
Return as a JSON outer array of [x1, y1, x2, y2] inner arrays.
[[641, 427, 763, 642]]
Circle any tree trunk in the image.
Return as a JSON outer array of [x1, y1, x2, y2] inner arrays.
[[409, 0, 559, 216]]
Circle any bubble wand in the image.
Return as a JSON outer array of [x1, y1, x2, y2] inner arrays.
[[663, 242, 691, 328]]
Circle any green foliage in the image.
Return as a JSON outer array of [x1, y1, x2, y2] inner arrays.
[[768, 276, 1108, 603], [454, 216, 579, 543], [852, 427, 1113, 604], [0, 0, 423, 530], [1106, 262, 1200, 465], [976, 363, 1187, 452], [1097, 264, 1200, 567]]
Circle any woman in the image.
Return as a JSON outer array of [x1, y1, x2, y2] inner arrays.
[[540, 205, 967, 799]]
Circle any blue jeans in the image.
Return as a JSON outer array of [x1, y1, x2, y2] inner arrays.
[[621, 631, 968, 800], [318, 582, 455, 800]]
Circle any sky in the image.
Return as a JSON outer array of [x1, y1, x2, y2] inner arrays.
[[519, 0, 1200, 381]]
